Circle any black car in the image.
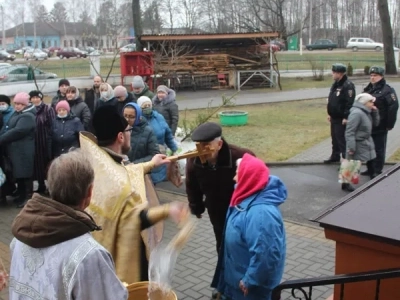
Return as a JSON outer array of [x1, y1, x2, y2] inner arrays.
[[0, 50, 16, 61]]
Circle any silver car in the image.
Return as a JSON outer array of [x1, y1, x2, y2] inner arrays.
[[0, 65, 57, 82], [24, 49, 48, 60]]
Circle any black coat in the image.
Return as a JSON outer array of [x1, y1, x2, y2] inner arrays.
[[0, 105, 36, 179], [51, 114, 84, 158], [327, 75, 356, 120], [127, 119, 159, 163], [364, 79, 399, 133], [84, 87, 100, 115], [115, 93, 135, 115]]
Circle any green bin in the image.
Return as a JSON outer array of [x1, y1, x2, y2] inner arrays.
[[288, 35, 298, 51], [218, 111, 248, 126]]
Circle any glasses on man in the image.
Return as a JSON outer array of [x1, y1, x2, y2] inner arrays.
[[124, 126, 133, 132]]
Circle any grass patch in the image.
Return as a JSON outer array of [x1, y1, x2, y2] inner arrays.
[[389, 148, 400, 161], [179, 99, 329, 161]]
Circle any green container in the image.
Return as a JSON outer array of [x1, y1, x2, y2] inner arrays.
[[218, 111, 248, 126], [288, 35, 298, 51]]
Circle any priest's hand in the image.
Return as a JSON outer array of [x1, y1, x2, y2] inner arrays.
[[151, 154, 170, 167], [169, 202, 190, 224]]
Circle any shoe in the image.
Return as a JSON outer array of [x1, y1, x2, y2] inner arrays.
[[341, 183, 355, 192], [324, 157, 340, 164], [360, 170, 370, 176], [16, 200, 27, 208]]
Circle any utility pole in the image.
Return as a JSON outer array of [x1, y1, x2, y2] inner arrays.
[[0, 5, 5, 50], [308, 0, 312, 44], [299, 0, 303, 55]]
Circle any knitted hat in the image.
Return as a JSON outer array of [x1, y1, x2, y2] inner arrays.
[[58, 79, 70, 87], [355, 93, 375, 105], [132, 76, 145, 89], [0, 95, 10, 105], [55, 100, 71, 113], [29, 90, 43, 100], [137, 96, 152, 108], [13, 92, 30, 106], [92, 105, 128, 145], [156, 85, 169, 94], [114, 85, 127, 98]]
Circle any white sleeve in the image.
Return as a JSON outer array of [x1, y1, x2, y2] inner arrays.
[[71, 248, 128, 300]]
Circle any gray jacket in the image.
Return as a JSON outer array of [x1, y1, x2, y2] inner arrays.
[[68, 97, 91, 130], [345, 102, 380, 162], [0, 105, 36, 179], [152, 89, 179, 135]]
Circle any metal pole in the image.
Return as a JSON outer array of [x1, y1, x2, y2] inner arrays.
[[1, 5, 5, 49], [308, 0, 312, 45], [300, 0, 303, 56]]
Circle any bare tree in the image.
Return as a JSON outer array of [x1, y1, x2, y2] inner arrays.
[[132, 0, 143, 51], [378, 0, 397, 74]]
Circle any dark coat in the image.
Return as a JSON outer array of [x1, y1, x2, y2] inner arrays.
[[0, 105, 36, 179], [34, 103, 55, 181], [327, 75, 356, 120], [0, 106, 15, 135], [363, 79, 399, 133], [152, 89, 179, 135], [132, 85, 155, 102], [116, 93, 135, 115], [67, 97, 91, 130], [96, 97, 119, 111], [185, 140, 255, 224], [50, 91, 67, 109], [84, 86, 100, 114], [51, 114, 84, 158], [127, 118, 159, 163]]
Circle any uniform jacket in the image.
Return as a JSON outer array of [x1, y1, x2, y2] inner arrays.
[[9, 193, 127, 300], [0, 105, 36, 179], [363, 79, 399, 133], [212, 176, 287, 300], [152, 89, 179, 135], [327, 75, 356, 120], [51, 114, 84, 158], [67, 97, 91, 130]]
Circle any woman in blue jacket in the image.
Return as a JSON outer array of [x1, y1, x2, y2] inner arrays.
[[137, 96, 177, 183], [212, 153, 287, 300]]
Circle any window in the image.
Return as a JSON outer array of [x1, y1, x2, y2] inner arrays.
[[350, 39, 356, 42], [70, 40, 73, 47], [64, 40, 67, 47], [357, 39, 364, 42], [47, 40, 51, 47], [75, 40, 79, 47], [367, 39, 374, 43]]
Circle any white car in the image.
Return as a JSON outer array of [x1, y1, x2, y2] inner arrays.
[[24, 49, 48, 60], [15, 47, 33, 55], [346, 38, 384, 52], [120, 43, 136, 53]]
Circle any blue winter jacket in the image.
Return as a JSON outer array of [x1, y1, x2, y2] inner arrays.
[[213, 175, 287, 300], [144, 110, 177, 184], [0, 105, 15, 135]]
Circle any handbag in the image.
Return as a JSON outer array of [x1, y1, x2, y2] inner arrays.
[[167, 161, 183, 188], [338, 159, 362, 184]]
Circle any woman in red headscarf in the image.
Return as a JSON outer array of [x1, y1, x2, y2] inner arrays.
[[211, 153, 287, 300]]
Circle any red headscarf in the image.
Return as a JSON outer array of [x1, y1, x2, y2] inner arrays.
[[230, 153, 270, 207]]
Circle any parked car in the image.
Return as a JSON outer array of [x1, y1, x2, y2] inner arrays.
[[346, 38, 384, 52], [306, 39, 337, 51], [120, 43, 136, 53], [0, 50, 16, 61], [0, 63, 11, 69], [0, 66, 57, 82], [24, 49, 48, 60], [42, 48, 53, 58], [14, 46, 33, 55], [80, 46, 95, 54], [56, 47, 87, 59]]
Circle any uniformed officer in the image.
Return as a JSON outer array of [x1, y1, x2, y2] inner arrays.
[[361, 66, 399, 178], [324, 63, 356, 163]]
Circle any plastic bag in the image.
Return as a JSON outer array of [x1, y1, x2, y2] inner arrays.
[[338, 159, 362, 184], [167, 128, 197, 177]]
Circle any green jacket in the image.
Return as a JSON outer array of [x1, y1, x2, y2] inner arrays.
[[131, 84, 155, 102]]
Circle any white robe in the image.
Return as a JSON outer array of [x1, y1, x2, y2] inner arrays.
[[9, 233, 128, 300]]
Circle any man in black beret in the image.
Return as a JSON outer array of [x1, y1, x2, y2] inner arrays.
[[325, 63, 356, 168], [361, 66, 399, 178], [185, 122, 255, 299], [51, 78, 70, 109]]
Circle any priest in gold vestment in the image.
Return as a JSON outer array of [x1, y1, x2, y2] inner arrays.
[[80, 105, 188, 284]]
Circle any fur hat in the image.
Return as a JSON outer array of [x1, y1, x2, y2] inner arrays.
[[132, 76, 145, 89], [92, 105, 128, 145], [13, 92, 30, 106], [137, 96, 152, 108], [29, 90, 43, 100], [55, 100, 70, 113], [0, 95, 11, 105]]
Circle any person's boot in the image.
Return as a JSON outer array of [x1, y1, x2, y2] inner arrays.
[[324, 157, 340, 164], [360, 170, 370, 176], [341, 183, 355, 192]]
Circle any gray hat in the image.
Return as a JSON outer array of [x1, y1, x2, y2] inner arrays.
[[355, 93, 375, 105], [156, 85, 169, 94], [332, 63, 347, 73], [191, 122, 222, 142], [369, 66, 385, 76], [132, 76, 145, 89]]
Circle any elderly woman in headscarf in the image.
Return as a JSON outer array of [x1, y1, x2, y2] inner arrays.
[[137, 96, 177, 183], [343, 93, 380, 192], [65, 86, 91, 130], [29, 90, 55, 194], [122, 102, 159, 163], [97, 82, 117, 108], [211, 153, 287, 300], [152, 85, 179, 135]]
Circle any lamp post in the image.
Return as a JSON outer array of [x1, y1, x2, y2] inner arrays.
[[308, 0, 312, 45], [0, 5, 5, 49]]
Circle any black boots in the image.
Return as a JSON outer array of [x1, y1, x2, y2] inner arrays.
[[15, 178, 33, 208], [324, 157, 340, 164], [341, 183, 355, 192]]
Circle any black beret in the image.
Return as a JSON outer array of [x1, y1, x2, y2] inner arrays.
[[332, 63, 347, 73], [58, 79, 70, 87], [369, 66, 385, 76], [29, 90, 43, 99], [191, 122, 222, 142], [0, 94, 10, 105], [92, 105, 128, 145]]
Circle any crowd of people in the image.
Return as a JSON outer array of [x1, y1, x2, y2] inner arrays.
[[0, 75, 180, 208]]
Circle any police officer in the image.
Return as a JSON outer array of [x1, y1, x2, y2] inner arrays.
[[324, 63, 356, 163], [361, 66, 399, 178]]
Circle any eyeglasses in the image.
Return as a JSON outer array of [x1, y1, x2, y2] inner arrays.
[[124, 115, 136, 120], [124, 126, 133, 132]]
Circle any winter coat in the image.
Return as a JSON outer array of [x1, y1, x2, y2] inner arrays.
[[345, 102, 380, 162], [84, 86, 101, 114], [127, 118, 159, 164], [212, 176, 287, 300], [363, 79, 399, 133], [51, 114, 84, 159], [131, 85, 154, 102], [0, 105, 36, 179], [34, 103, 55, 182], [50, 90, 67, 109], [152, 89, 179, 135], [116, 93, 135, 115], [96, 97, 119, 111], [145, 110, 178, 184], [327, 75, 356, 120], [67, 97, 91, 130], [0, 105, 15, 135]]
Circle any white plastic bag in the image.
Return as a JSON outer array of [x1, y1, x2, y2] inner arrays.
[[167, 127, 196, 176]]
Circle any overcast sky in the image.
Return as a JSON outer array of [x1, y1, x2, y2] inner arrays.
[[42, 0, 56, 10]]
